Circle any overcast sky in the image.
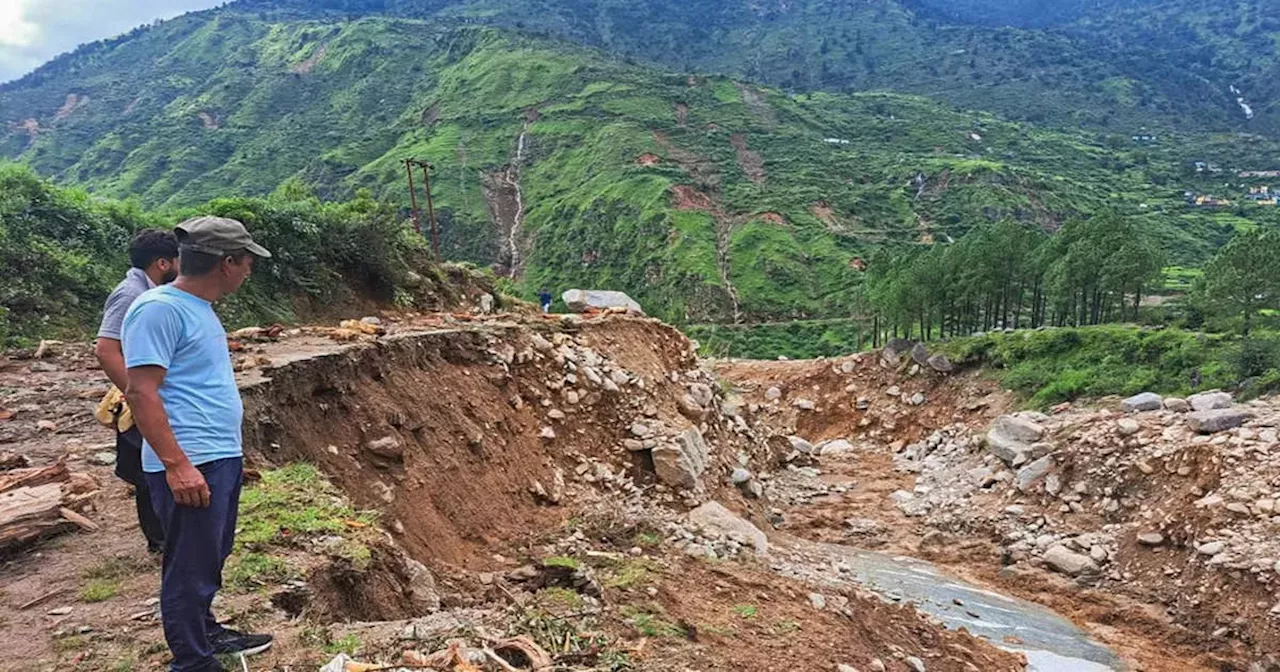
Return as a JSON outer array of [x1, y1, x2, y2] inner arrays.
[[0, 0, 224, 83]]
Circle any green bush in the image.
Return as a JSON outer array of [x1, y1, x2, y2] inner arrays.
[[0, 163, 433, 345], [943, 325, 1280, 407]]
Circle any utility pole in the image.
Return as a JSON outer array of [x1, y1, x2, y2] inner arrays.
[[402, 158, 422, 236], [418, 161, 441, 260], [402, 158, 442, 260]]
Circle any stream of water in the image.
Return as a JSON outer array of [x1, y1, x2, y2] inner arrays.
[[811, 543, 1124, 670]]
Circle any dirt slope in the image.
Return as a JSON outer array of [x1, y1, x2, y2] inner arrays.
[[0, 314, 1022, 671]]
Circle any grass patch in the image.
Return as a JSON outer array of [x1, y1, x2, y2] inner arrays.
[[731, 604, 759, 619], [324, 633, 362, 656], [602, 558, 657, 590], [620, 605, 685, 638], [542, 555, 580, 570], [236, 463, 377, 548], [225, 552, 297, 590], [635, 532, 661, 548], [78, 557, 140, 603], [80, 579, 120, 603], [534, 587, 586, 611]]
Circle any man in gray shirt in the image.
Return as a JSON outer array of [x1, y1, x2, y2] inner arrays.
[[95, 229, 179, 553]]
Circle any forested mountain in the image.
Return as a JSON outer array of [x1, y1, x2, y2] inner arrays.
[[88, 0, 1275, 135], [2, 0, 1279, 327]]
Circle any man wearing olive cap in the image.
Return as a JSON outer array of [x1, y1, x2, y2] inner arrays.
[[123, 216, 273, 671]]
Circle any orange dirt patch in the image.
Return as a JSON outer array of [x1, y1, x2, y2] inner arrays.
[[291, 42, 328, 74], [756, 212, 786, 226], [729, 134, 766, 185], [14, 119, 41, 136], [670, 184, 715, 211], [635, 153, 662, 166], [53, 94, 88, 121]]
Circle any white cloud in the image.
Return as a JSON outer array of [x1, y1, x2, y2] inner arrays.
[[0, 0, 225, 83]]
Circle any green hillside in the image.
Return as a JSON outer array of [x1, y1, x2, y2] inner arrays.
[[165, 0, 1279, 136], [4, 8, 1280, 324]]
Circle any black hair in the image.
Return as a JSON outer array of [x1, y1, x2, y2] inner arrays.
[[179, 247, 248, 277], [128, 229, 179, 269]]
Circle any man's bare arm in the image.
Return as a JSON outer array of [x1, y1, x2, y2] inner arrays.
[[125, 365, 210, 508], [94, 338, 129, 391]]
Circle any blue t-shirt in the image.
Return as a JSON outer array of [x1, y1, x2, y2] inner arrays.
[[122, 285, 242, 473]]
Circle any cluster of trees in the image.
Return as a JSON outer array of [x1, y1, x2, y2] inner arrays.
[[0, 164, 430, 346], [861, 216, 1164, 342]]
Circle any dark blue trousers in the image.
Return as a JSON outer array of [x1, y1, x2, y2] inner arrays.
[[147, 457, 243, 672]]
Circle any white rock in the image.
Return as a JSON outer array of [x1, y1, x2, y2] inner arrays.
[[688, 501, 768, 554], [1122, 392, 1163, 413], [765, 387, 782, 401], [1043, 545, 1098, 577], [1197, 541, 1226, 555], [1188, 391, 1233, 412], [1116, 418, 1141, 436]]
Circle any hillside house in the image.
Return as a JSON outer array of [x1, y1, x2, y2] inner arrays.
[[1240, 170, 1280, 178], [1192, 194, 1233, 207], [1195, 161, 1224, 173], [1248, 185, 1279, 205]]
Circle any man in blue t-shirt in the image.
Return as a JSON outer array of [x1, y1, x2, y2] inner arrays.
[[123, 216, 273, 672]]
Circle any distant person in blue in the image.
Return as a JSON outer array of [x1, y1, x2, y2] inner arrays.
[[123, 216, 273, 672], [95, 229, 179, 555], [539, 288, 553, 313]]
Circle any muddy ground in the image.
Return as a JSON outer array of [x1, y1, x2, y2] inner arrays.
[[1, 313, 1272, 670]]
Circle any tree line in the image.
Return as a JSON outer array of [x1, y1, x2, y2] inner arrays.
[[861, 215, 1165, 343]]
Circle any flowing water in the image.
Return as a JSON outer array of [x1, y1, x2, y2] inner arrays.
[[800, 542, 1124, 670]]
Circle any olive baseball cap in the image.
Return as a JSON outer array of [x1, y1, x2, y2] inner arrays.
[[174, 216, 272, 258]]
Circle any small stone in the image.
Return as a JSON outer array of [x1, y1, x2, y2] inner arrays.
[[1042, 545, 1098, 577], [1163, 397, 1190, 413], [539, 427, 556, 440], [793, 398, 816, 411], [908, 392, 926, 406], [547, 409, 566, 420], [788, 436, 817, 455], [630, 423, 651, 438], [1138, 532, 1164, 546], [765, 387, 782, 401], [623, 439, 646, 451], [1116, 418, 1141, 436], [47, 607, 73, 615], [837, 665, 859, 672], [819, 439, 854, 456], [870, 661, 886, 672], [1197, 541, 1226, 556], [886, 386, 901, 397], [730, 468, 752, 485], [808, 593, 826, 610], [90, 451, 116, 466], [906, 657, 926, 672]]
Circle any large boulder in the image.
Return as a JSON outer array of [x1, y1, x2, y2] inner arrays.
[[910, 342, 931, 367], [688, 502, 769, 554], [652, 427, 710, 489], [1188, 408, 1253, 434], [1042, 545, 1098, 577], [927, 354, 954, 373], [1015, 455, 1055, 493], [985, 414, 1048, 465], [881, 339, 915, 366], [1121, 392, 1163, 413], [1188, 391, 1233, 412], [561, 289, 644, 315]]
